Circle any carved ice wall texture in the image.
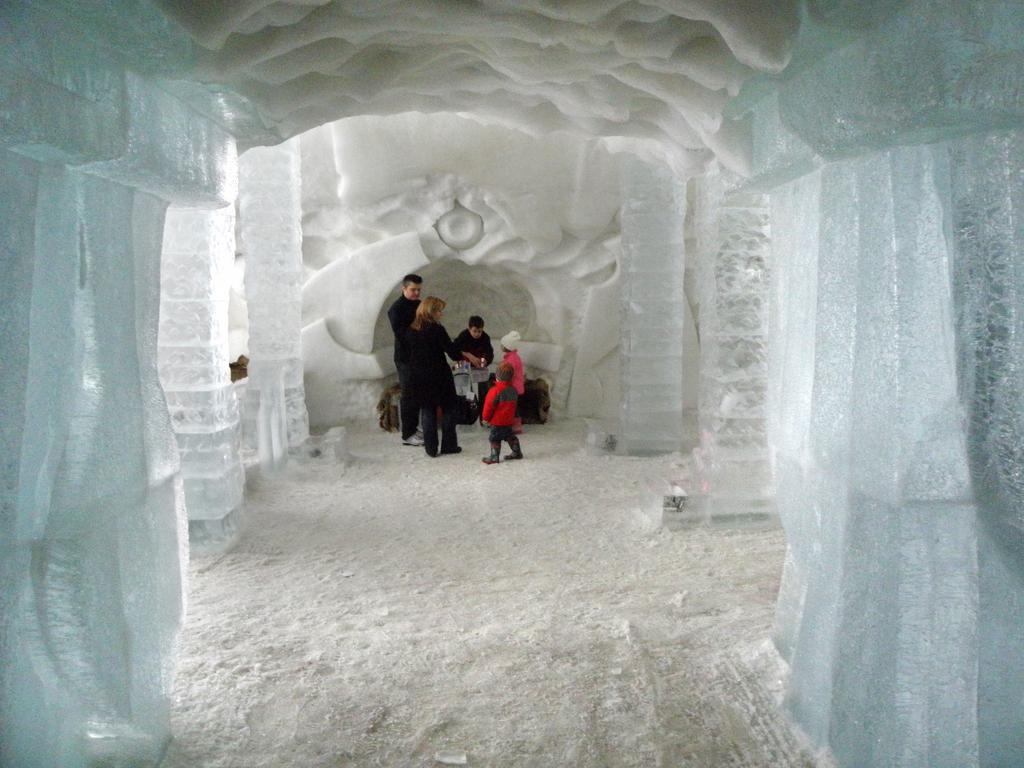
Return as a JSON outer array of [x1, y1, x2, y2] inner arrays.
[[0, 5, 243, 763], [239, 139, 310, 451], [618, 158, 685, 454], [745, 4, 1024, 764], [694, 179, 773, 520], [1, 166, 187, 768], [946, 129, 1024, 766], [155, 0, 801, 175], [766, 144, 997, 768], [158, 206, 244, 546]]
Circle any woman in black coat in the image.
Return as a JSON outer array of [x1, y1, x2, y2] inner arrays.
[[404, 296, 466, 457]]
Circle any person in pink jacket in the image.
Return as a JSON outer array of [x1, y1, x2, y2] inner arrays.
[[500, 330, 525, 434]]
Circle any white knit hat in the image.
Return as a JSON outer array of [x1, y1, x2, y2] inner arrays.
[[500, 330, 521, 351]]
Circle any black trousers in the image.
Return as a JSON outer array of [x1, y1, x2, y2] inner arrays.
[[396, 362, 420, 439], [420, 404, 458, 455]]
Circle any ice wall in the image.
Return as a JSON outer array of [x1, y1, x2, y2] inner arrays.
[[238, 140, 310, 466], [295, 114, 630, 427], [158, 206, 245, 550], [0, 3, 236, 765], [735, 2, 1024, 764], [618, 158, 686, 454]]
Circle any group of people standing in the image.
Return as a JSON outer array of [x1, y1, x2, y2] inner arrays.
[[388, 273, 525, 463]]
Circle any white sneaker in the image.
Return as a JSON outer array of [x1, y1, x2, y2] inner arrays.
[[402, 433, 424, 446]]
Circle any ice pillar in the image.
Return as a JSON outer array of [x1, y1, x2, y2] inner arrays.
[[2, 158, 186, 768], [158, 206, 245, 551], [238, 140, 310, 470], [769, 147, 980, 767], [617, 158, 686, 455], [0, 4, 236, 765], [946, 130, 1024, 766], [738, 2, 1024, 764], [5, 166, 189, 768], [692, 171, 773, 521]]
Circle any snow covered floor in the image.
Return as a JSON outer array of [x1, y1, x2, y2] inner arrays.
[[163, 418, 816, 768]]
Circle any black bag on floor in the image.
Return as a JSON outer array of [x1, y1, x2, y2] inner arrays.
[[454, 396, 480, 425]]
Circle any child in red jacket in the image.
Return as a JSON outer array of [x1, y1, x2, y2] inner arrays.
[[481, 362, 524, 464]]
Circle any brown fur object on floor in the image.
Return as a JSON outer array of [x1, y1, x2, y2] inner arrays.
[[376, 384, 402, 432], [229, 354, 249, 382], [519, 378, 551, 424]]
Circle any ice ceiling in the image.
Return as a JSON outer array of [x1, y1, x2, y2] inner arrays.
[[156, 0, 800, 173]]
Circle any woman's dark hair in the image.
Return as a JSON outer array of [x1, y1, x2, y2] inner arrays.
[[468, 315, 484, 329]]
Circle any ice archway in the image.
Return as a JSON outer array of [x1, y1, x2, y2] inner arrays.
[[2, 2, 1024, 768]]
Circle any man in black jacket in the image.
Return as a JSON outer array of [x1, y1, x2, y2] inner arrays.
[[387, 273, 424, 445]]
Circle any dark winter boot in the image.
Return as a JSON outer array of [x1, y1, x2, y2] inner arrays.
[[482, 442, 501, 465], [506, 437, 524, 460]]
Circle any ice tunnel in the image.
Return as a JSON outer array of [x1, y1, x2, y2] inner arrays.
[[1, 1, 1023, 766]]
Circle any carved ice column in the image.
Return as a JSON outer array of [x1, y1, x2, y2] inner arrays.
[[2, 158, 186, 768], [764, 130, 1024, 768], [158, 206, 245, 551], [946, 130, 1024, 766], [618, 157, 686, 455], [0, 4, 235, 765], [768, 148, 982, 766], [238, 139, 310, 470], [692, 170, 773, 522], [740, 3, 1024, 765]]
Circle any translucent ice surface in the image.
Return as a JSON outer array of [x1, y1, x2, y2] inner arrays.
[[742, 4, 1024, 760], [1, 5, 233, 765], [238, 139, 310, 458], [691, 170, 773, 520], [159, 206, 245, 547], [618, 157, 686, 455], [1, 167, 188, 767], [730, 4, 1024, 765], [765, 148, 981, 765]]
